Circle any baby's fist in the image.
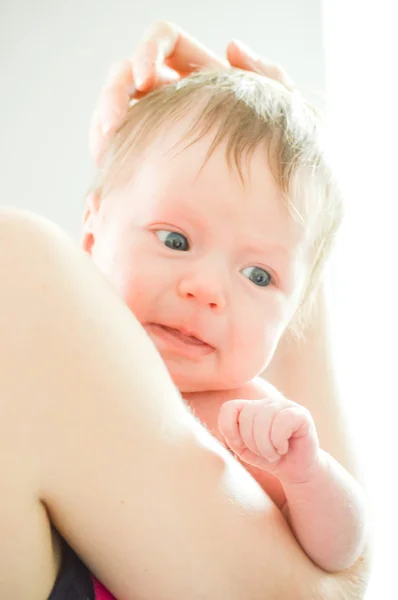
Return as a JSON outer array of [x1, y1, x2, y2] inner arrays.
[[218, 393, 320, 483]]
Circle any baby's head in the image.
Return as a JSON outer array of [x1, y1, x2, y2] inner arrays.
[[83, 70, 342, 393]]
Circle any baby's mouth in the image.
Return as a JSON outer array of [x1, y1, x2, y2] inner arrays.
[[159, 325, 207, 346], [146, 323, 215, 355], [151, 324, 210, 346]]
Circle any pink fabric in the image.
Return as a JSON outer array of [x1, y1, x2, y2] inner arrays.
[[92, 576, 116, 600]]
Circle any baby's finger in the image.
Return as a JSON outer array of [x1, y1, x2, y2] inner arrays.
[[218, 399, 267, 460], [218, 399, 249, 452], [236, 402, 265, 457], [218, 401, 270, 467], [251, 403, 282, 463], [270, 406, 312, 455], [226, 40, 295, 90]]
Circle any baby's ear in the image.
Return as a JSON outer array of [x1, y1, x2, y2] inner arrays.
[[81, 193, 101, 254]]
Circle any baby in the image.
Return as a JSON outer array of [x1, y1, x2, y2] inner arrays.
[[83, 69, 367, 574]]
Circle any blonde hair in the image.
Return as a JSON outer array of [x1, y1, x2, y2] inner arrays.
[[91, 69, 343, 337]]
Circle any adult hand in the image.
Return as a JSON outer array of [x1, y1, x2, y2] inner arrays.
[[89, 21, 295, 164]]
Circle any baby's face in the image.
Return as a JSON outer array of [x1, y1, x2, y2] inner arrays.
[[84, 124, 311, 393]]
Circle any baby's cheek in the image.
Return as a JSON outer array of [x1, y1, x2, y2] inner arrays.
[[118, 266, 160, 320], [123, 284, 146, 318], [232, 327, 277, 380]]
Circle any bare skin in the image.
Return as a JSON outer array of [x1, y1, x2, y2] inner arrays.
[[0, 21, 370, 600], [90, 17, 361, 479], [90, 21, 294, 163], [83, 110, 367, 575], [0, 208, 369, 600]]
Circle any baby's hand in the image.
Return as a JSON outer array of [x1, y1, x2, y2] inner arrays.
[[218, 393, 320, 484]]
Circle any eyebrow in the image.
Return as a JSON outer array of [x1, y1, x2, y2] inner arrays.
[[243, 239, 291, 260], [154, 203, 205, 227]]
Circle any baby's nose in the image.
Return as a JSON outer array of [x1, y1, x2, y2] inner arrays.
[[177, 274, 227, 313]]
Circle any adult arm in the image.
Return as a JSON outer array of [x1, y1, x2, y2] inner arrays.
[[1, 208, 360, 600]]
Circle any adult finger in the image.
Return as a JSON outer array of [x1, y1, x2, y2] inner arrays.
[[226, 39, 295, 90], [133, 21, 228, 92], [89, 70, 134, 164], [89, 60, 136, 162], [90, 22, 228, 162]]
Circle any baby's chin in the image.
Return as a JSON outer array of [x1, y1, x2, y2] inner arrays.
[[168, 364, 249, 395], [171, 374, 222, 395]]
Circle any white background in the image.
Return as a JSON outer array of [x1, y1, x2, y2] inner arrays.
[[323, 1, 397, 597], [1, 0, 397, 597], [0, 0, 325, 234]]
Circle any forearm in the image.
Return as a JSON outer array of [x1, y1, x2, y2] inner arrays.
[[0, 209, 335, 599], [1, 209, 370, 599], [282, 450, 368, 572]]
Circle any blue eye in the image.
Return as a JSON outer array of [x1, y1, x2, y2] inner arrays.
[[155, 230, 189, 251], [241, 266, 272, 287]]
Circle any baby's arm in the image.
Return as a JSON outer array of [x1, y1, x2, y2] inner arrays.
[[218, 392, 368, 573], [280, 448, 367, 572]]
